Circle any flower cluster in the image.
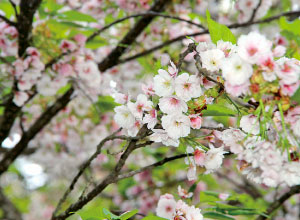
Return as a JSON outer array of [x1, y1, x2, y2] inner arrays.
[[198, 32, 300, 99], [156, 193, 203, 220], [221, 126, 300, 187], [13, 47, 45, 106], [0, 22, 18, 56], [114, 61, 204, 144]]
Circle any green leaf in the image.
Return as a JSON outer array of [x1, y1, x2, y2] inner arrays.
[[86, 36, 108, 49], [120, 209, 139, 220], [215, 203, 256, 211], [282, 0, 291, 11], [142, 216, 168, 220], [96, 96, 119, 113], [59, 10, 98, 23], [291, 87, 300, 103], [203, 212, 234, 220], [0, 1, 15, 18], [42, 0, 63, 13], [202, 104, 237, 117], [199, 191, 220, 203], [279, 17, 300, 36], [227, 209, 260, 216], [206, 10, 236, 44], [102, 208, 120, 219]]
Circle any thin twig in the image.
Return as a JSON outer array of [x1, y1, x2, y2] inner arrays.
[[216, 172, 262, 199], [52, 128, 125, 216], [119, 10, 300, 64], [201, 126, 228, 131], [177, 43, 196, 73], [0, 14, 16, 26], [8, 0, 18, 17], [52, 126, 150, 220], [256, 185, 300, 220], [87, 11, 204, 42], [249, 0, 263, 22], [117, 153, 193, 181], [193, 51, 224, 88]]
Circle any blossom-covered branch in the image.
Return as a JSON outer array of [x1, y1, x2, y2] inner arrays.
[[0, 88, 74, 175], [119, 10, 300, 64], [52, 128, 137, 216], [0, 0, 42, 147], [97, 0, 171, 72], [87, 11, 205, 42], [52, 126, 150, 220]]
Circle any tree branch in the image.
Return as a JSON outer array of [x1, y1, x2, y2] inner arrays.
[[0, 88, 74, 175], [52, 128, 131, 216], [216, 172, 262, 199], [17, 0, 42, 56], [256, 185, 300, 220], [116, 153, 193, 182], [118, 10, 300, 64], [87, 11, 204, 42], [249, 0, 263, 22], [52, 126, 150, 220], [0, 14, 16, 26], [8, 0, 19, 17], [0, 0, 42, 149], [97, 0, 171, 72]]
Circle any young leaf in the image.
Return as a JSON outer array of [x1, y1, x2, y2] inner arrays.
[[102, 208, 120, 219], [203, 212, 235, 220], [59, 10, 98, 23], [206, 10, 236, 44], [279, 17, 300, 35], [119, 209, 139, 220], [291, 87, 300, 104], [202, 104, 237, 117]]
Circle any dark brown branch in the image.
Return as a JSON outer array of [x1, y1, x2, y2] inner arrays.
[[52, 126, 150, 220], [0, 14, 16, 26], [0, 99, 22, 146], [52, 128, 127, 216], [194, 51, 224, 88], [97, 0, 171, 72], [8, 0, 19, 17], [0, 188, 22, 220], [249, 0, 263, 22], [177, 43, 196, 73], [216, 172, 262, 199], [17, 0, 42, 57], [256, 185, 300, 220], [0, 146, 37, 155], [118, 29, 208, 64], [0, 0, 42, 149], [87, 11, 204, 42], [117, 153, 193, 181], [119, 10, 300, 64], [0, 87, 74, 175], [201, 126, 228, 131]]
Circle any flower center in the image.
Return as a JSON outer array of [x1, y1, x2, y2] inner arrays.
[[247, 47, 258, 56], [170, 98, 179, 105]]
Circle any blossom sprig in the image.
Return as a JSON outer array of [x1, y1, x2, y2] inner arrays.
[[156, 193, 203, 220], [114, 61, 207, 143], [113, 31, 300, 188]]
